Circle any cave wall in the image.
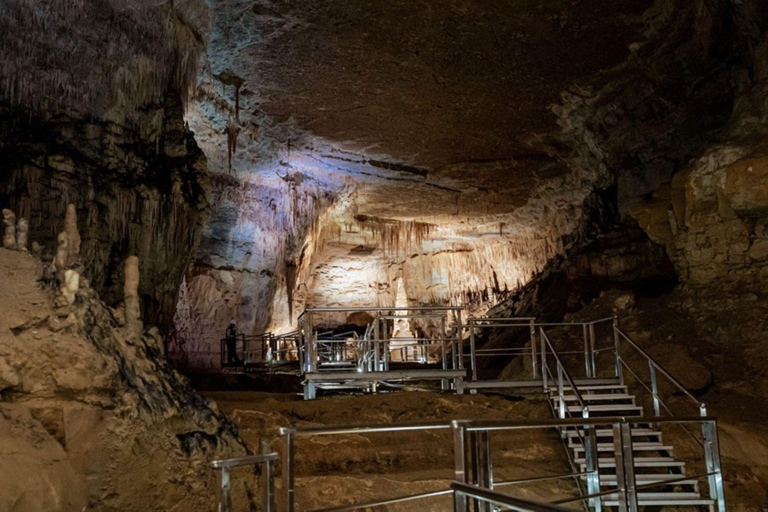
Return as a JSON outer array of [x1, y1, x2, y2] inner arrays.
[[0, 96, 210, 330], [0, 0, 212, 331], [630, 29, 768, 290], [553, 0, 768, 291], [0, 1, 258, 510], [168, 163, 349, 370]]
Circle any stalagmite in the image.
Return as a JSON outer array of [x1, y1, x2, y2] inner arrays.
[[2, 209, 17, 250], [61, 269, 80, 304], [65, 203, 81, 263], [31, 241, 42, 257], [124, 256, 143, 339], [55, 232, 70, 282], [16, 218, 28, 251]]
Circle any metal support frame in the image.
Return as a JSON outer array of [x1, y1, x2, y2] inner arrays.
[[283, 431, 295, 512], [703, 420, 727, 512], [211, 453, 278, 512]]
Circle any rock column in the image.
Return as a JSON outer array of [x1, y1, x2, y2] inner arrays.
[[55, 232, 70, 283], [124, 256, 143, 339], [16, 218, 28, 251], [64, 204, 81, 265], [2, 209, 16, 249]]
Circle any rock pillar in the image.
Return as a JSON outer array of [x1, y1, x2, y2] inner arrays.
[[124, 256, 143, 339], [2, 209, 17, 250]]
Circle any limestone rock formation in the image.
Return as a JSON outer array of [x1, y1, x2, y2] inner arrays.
[[124, 256, 143, 340], [2, 209, 16, 250], [0, 248, 251, 511], [64, 204, 80, 264], [16, 217, 28, 251]]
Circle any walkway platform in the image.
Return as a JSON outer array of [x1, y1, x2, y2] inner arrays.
[[303, 368, 466, 399]]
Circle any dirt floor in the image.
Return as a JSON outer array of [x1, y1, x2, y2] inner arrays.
[[206, 390, 586, 511], [205, 288, 768, 511]]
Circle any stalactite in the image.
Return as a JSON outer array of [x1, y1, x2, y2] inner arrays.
[[0, 0, 204, 130], [225, 120, 238, 173]]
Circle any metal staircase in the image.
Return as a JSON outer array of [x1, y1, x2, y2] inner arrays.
[[539, 323, 726, 511], [551, 383, 716, 509]]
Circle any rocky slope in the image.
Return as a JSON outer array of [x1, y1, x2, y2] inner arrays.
[[0, 248, 250, 511]]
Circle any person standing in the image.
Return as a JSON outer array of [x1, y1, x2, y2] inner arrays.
[[225, 320, 241, 365]]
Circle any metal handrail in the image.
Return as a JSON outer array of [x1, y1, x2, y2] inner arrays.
[[211, 453, 278, 469], [304, 306, 464, 312], [452, 482, 573, 512], [614, 327, 707, 415], [540, 328, 588, 414], [454, 416, 726, 512], [458, 415, 717, 431], [211, 453, 277, 512], [277, 415, 725, 512], [309, 489, 453, 512]]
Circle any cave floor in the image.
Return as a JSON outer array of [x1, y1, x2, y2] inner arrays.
[[205, 390, 581, 511]]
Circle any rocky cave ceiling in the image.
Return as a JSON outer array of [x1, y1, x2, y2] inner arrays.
[[163, 0, 664, 368]]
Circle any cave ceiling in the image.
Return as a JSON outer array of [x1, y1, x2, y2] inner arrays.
[[195, 0, 652, 221]]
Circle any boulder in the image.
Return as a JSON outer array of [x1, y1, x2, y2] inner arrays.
[[723, 156, 768, 216]]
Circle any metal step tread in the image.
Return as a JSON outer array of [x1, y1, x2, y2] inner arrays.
[[578, 460, 686, 469], [557, 404, 644, 412], [565, 428, 660, 438], [561, 384, 627, 391], [581, 474, 698, 486], [601, 496, 714, 506], [571, 442, 673, 451], [552, 394, 634, 402]]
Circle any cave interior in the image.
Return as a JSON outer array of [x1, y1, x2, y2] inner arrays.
[[1, 0, 768, 510]]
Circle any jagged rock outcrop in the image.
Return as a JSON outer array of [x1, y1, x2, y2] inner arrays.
[[0, 248, 251, 511]]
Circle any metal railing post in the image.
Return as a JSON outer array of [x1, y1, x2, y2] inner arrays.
[[540, 328, 548, 391], [583, 417, 602, 512], [621, 422, 639, 512], [263, 455, 275, 512], [283, 431, 295, 512], [613, 318, 624, 384], [588, 323, 597, 378], [529, 318, 538, 379], [649, 362, 661, 418], [703, 420, 727, 512], [557, 364, 565, 419], [583, 324, 591, 378], [472, 430, 493, 512], [612, 422, 629, 512], [452, 421, 468, 512], [441, 316, 449, 390], [307, 313, 316, 372], [217, 466, 232, 512], [456, 309, 464, 370], [373, 315, 381, 371], [469, 319, 477, 382]]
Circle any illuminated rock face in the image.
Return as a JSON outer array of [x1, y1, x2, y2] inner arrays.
[[162, 0, 768, 370]]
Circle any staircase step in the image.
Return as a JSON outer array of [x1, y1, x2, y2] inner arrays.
[[557, 404, 644, 413], [577, 457, 685, 468], [602, 495, 714, 507], [552, 394, 634, 402], [561, 384, 627, 391], [565, 428, 660, 438], [585, 475, 700, 487], [571, 443, 674, 453]]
